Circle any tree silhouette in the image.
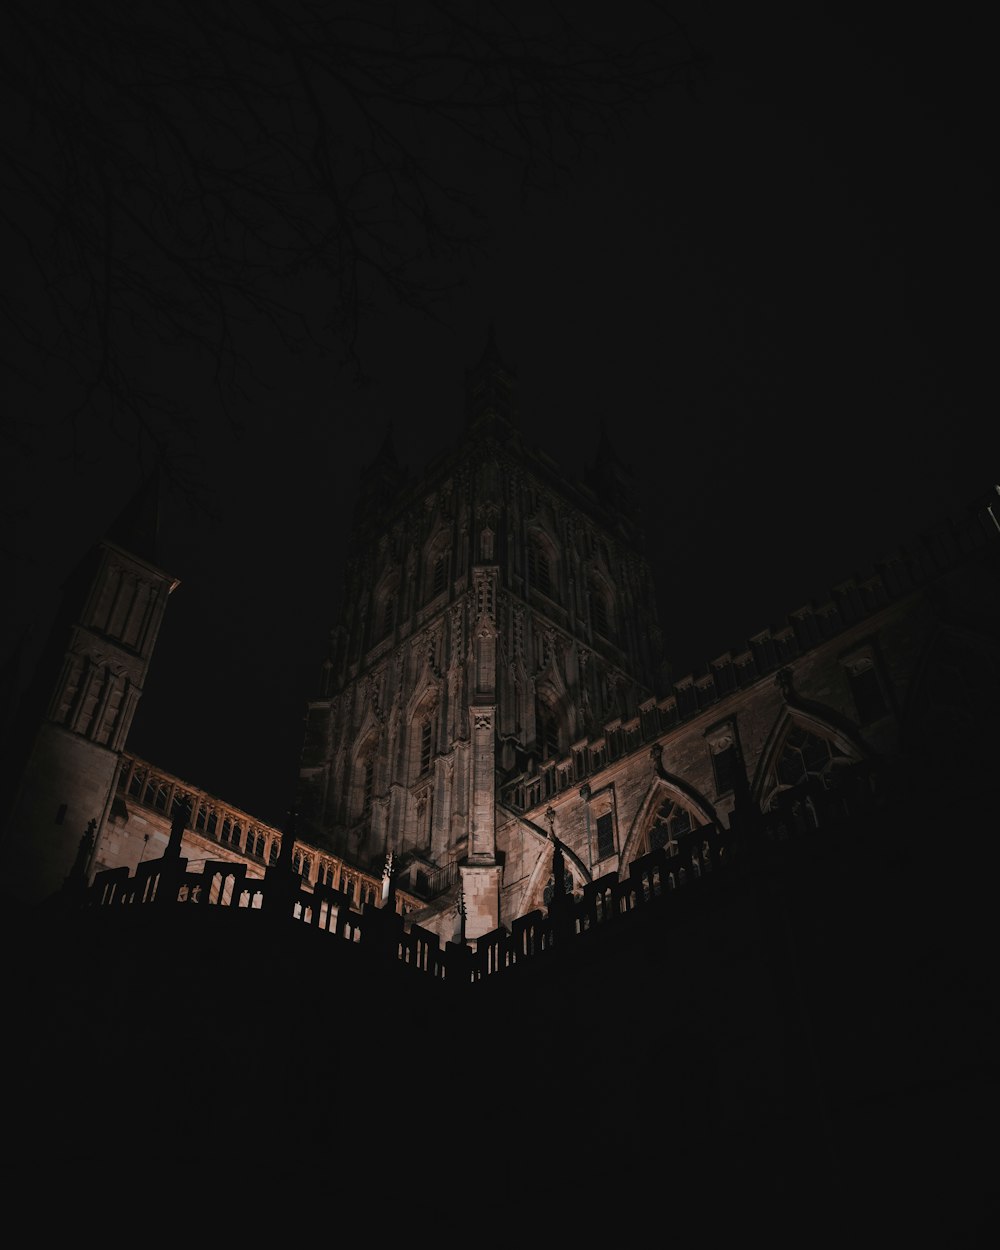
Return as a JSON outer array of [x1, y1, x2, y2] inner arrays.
[[2, 0, 699, 489]]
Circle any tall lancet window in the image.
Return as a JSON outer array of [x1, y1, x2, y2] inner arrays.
[[589, 576, 612, 638], [432, 552, 448, 597], [527, 536, 552, 597], [382, 593, 395, 638], [537, 700, 561, 760]]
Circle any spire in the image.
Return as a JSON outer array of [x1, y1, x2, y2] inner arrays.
[[478, 321, 501, 368], [354, 420, 407, 531], [105, 466, 162, 566], [586, 416, 637, 522], [465, 326, 518, 439]]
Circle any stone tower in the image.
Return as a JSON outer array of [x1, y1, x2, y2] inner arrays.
[[0, 478, 178, 904], [297, 336, 664, 937]]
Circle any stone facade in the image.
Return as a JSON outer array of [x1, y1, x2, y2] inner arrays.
[[1, 530, 178, 903], [4, 344, 999, 954], [294, 340, 1000, 946], [95, 753, 419, 915]]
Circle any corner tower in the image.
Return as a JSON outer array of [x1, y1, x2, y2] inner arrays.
[[0, 477, 179, 904], [297, 336, 664, 938]]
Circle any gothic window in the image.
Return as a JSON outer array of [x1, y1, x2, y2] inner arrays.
[[254, 832, 266, 858], [538, 704, 561, 760], [382, 594, 396, 637], [352, 745, 377, 822], [432, 552, 448, 597], [648, 797, 694, 854], [269, 839, 279, 866], [844, 655, 888, 724], [543, 866, 574, 905], [775, 726, 844, 788], [527, 535, 553, 597], [589, 576, 613, 639]]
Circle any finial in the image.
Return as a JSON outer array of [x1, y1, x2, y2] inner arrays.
[[165, 799, 190, 859]]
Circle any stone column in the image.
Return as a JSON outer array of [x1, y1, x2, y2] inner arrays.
[[462, 585, 502, 939]]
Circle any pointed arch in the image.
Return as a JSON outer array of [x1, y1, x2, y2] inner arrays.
[[404, 675, 441, 786], [373, 565, 400, 640], [350, 708, 382, 822], [534, 673, 570, 762], [526, 524, 558, 599], [422, 526, 452, 602], [753, 707, 863, 813], [518, 833, 592, 915], [586, 565, 616, 641], [619, 774, 716, 873]]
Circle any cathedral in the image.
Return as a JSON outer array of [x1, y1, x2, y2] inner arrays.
[[2, 339, 998, 1238], [5, 334, 998, 940]]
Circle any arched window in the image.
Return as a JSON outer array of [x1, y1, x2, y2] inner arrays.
[[353, 746, 377, 821], [432, 552, 448, 597], [537, 699, 561, 760], [647, 796, 695, 855], [527, 536, 553, 597], [774, 726, 844, 789], [589, 575, 612, 638], [382, 593, 395, 637]]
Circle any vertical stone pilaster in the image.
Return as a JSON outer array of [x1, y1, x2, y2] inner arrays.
[[469, 706, 496, 865]]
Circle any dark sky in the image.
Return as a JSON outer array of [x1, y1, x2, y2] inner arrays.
[[5, 3, 992, 829]]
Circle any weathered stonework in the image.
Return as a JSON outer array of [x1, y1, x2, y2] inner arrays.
[[5, 344, 999, 959]]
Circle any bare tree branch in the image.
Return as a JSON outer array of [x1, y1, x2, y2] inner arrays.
[[0, 0, 701, 497]]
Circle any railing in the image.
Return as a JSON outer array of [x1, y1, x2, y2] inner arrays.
[[77, 760, 891, 990]]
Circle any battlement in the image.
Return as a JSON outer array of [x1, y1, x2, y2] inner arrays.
[[501, 494, 1000, 810]]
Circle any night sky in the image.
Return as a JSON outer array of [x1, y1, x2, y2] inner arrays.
[[4, 3, 992, 830]]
